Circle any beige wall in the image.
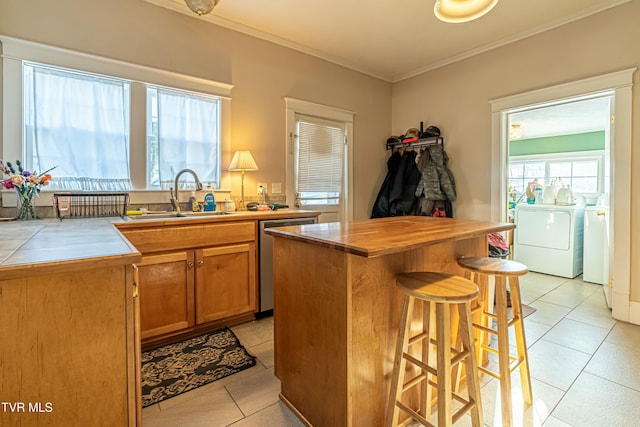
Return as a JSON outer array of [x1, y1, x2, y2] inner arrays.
[[0, 0, 392, 220], [392, 1, 639, 299]]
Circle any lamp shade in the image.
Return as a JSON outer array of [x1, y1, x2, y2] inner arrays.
[[228, 151, 259, 171], [434, 0, 499, 23]]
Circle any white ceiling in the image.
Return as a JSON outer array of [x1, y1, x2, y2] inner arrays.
[[143, 0, 630, 82], [509, 95, 613, 140]]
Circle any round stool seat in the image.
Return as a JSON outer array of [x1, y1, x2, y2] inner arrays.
[[396, 272, 479, 303], [458, 257, 528, 277]]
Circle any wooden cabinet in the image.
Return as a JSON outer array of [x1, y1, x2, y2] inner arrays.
[[120, 220, 258, 346], [137, 251, 195, 339], [196, 243, 256, 323]]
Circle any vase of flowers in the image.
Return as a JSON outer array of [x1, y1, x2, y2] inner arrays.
[[1, 159, 55, 220]]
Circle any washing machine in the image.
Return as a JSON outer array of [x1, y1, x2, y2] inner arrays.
[[583, 206, 611, 307], [513, 204, 585, 278]]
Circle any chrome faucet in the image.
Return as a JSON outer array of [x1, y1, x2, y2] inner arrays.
[[170, 168, 203, 213]]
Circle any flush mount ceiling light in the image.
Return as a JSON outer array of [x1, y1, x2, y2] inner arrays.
[[184, 0, 220, 16], [510, 123, 523, 140], [434, 0, 499, 23]]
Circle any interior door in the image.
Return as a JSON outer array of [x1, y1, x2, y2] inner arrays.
[[285, 98, 354, 223]]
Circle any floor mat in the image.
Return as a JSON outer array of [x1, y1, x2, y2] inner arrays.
[[141, 327, 256, 407]]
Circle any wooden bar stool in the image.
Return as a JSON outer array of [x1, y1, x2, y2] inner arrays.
[[457, 257, 532, 427], [387, 272, 483, 427]]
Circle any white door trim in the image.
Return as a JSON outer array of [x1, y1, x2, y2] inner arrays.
[[489, 67, 636, 323]]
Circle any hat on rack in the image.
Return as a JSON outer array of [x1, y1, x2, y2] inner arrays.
[[402, 128, 420, 143], [387, 136, 402, 144], [420, 125, 441, 138]]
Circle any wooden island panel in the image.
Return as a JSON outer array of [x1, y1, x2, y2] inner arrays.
[[0, 265, 138, 427], [269, 216, 513, 427]]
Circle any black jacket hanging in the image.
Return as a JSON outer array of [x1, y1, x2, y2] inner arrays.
[[389, 150, 421, 216], [371, 151, 402, 218]]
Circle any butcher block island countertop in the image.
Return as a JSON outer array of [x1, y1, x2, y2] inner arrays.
[[265, 216, 514, 427], [265, 215, 514, 257]]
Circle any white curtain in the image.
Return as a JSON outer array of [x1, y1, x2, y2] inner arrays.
[[24, 63, 131, 191], [156, 88, 219, 189]]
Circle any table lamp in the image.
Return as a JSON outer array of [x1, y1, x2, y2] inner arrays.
[[228, 150, 259, 209]]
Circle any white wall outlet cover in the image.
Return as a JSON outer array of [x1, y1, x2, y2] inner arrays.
[[257, 183, 268, 194], [271, 183, 282, 194]]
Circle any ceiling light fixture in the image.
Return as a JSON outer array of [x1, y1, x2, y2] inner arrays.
[[510, 123, 523, 140], [184, 0, 220, 16], [434, 0, 499, 23]]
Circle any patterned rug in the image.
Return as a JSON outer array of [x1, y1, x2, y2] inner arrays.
[[141, 327, 256, 407]]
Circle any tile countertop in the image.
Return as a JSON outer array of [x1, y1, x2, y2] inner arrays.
[[0, 217, 142, 280], [0, 209, 320, 280]]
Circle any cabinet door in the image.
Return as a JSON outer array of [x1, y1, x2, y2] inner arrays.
[[137, 251, 195, 339], [195, 243, 257, 324]]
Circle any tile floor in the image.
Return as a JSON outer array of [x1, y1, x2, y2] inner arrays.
[[142, 272, 640, 426]]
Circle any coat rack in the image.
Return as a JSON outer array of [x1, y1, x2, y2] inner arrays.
[[386, 135, 444, 151]]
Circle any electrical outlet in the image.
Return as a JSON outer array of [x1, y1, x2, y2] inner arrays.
[[271, 183, 282, 194], [257, 183, 268, 194]]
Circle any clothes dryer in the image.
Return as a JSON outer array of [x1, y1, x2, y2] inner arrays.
[[513, 204, 585, 278]]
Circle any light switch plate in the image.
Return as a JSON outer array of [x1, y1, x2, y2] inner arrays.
[[271, 183, 282, 194]]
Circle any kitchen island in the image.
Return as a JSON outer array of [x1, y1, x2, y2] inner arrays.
[[266, 216, 514, 427]]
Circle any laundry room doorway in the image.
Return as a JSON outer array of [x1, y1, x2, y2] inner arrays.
[[489, 68, 636, 324]]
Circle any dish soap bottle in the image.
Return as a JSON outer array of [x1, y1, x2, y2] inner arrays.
[[189, 191, 200, 212], [203, 184, 216, 212]]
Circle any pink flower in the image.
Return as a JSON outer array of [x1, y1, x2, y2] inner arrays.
[[11, 175, 25, 186], [2, 178, 14, 189]]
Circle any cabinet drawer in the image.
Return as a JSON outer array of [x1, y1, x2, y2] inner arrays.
[[122, 221, 256, 253]]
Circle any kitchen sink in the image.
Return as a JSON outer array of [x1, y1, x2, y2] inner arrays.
[[124, 211, 234, 221]]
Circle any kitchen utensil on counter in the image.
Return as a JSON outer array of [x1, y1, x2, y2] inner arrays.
[[224, 199, 236, 212]]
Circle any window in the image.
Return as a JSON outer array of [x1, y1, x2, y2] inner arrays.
[[295, 115, 344, 206], [147, 87, 221, 189], [508, 154, 602, 199], [24, 63, 131, 191], [22, 63, 223, 191], [2, 36, 231, 202]]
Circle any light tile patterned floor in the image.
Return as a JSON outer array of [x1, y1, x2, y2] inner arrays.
[[142, 272, 640, 426]]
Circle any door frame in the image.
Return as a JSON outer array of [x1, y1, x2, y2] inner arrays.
[[489, 68, 636, 323], [284, 97, 354, 222]]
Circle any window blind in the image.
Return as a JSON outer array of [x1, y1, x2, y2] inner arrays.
[[296, 115, 344, 202]]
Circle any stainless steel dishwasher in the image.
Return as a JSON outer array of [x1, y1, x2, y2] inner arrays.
[[258, 216, 317, 316]]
